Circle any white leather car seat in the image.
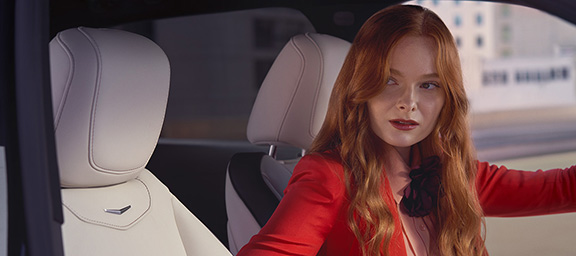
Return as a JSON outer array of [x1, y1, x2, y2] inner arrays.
[[50, 27, 232, 256], [225, 33, 351, 254]]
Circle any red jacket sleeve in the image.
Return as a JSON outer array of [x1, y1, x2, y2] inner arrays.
[[236, 154, 347, 256], [476, 161, 576, 217]]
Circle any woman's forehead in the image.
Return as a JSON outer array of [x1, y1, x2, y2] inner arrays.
[[387, 36, 438, 78]]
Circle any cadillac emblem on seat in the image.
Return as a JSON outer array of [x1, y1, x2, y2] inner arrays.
[[104, 205, 131, 215]]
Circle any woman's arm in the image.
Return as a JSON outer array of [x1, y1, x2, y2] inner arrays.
[[476, 161, 576, 217], [236, 154, 347, 256]]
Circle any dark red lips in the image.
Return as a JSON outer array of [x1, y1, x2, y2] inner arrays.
[[389, 119, 419, 131]]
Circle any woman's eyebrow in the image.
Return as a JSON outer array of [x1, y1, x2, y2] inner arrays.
[[421, 73, 440, 80], [390, 68, 439, 80], [390, 68, 403, 77]]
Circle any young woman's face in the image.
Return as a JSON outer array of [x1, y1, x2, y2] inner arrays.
[[368, 36, 445, 154]]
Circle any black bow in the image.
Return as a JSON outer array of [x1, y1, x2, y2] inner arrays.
[[399, 156, 442, 217]]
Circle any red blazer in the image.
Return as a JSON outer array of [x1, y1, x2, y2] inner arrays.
[[237, 153, 576, 256]]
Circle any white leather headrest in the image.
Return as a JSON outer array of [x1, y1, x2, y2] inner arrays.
[[50, 27, 170, 188], [246, 33, 350, 149]]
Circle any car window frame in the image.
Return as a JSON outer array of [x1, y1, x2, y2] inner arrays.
[[1, 0, 64, 255]]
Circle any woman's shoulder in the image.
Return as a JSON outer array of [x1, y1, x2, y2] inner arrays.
[[296, 151, 345, 174], [288, 151, 347, 193]]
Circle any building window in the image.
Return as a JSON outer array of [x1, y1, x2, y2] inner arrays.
[[501, 25, 511, 43], [500, 48, 512, 57], [515, 67, 570, 84], [501, 5, 511, 17], [456, 36, 462, 48], [454, 15, 462, 27], [483, 71, 508, 86], [432, 0, 439, 6], [555, 45, 576, 56], [476, 13, 483, 26], [476, 36, 484, 48]]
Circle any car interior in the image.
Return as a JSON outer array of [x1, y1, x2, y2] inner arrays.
[[2, 0, 576, 255], [50, 26, 231, 255], [225, 32, 351, 253]]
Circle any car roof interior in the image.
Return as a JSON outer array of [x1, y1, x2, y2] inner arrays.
[[49, 0, 576, 41]]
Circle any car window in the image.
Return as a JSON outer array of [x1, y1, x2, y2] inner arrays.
[[408, 0, 576, 160], [408, 1, 576, 255], [118, 8, 316, 141]]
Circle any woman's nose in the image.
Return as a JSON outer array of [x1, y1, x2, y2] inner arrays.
[[397, 87, 417, 112]]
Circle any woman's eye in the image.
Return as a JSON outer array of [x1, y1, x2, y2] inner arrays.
[[421, 82, 440, 90], [386, 78, 397, 85]]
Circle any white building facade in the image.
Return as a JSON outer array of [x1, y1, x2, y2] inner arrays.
[[410, 0, 576, 113]]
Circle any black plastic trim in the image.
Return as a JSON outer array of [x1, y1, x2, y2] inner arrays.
[[228, 152, 280, 227]]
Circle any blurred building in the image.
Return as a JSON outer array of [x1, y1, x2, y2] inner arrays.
[[411, 0, 576, 113]]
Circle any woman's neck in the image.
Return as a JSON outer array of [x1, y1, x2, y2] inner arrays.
[[383, 145, 412, 203], [394, 146, 411, 164]]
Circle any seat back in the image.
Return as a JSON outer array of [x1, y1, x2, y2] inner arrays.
[[51, 27, 231, 256], [225, 33, 351, 254]]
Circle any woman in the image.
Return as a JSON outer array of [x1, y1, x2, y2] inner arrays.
[[237, 4, 576, 256]]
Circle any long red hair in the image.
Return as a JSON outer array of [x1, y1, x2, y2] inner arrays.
[[309, 5, 485, 255]]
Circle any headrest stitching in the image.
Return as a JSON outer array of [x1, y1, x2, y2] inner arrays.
[[275, 37, 307, 144], [303, 33, 325, 141], [53, 33, 76, 129], [77, 27, 139, 175]]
